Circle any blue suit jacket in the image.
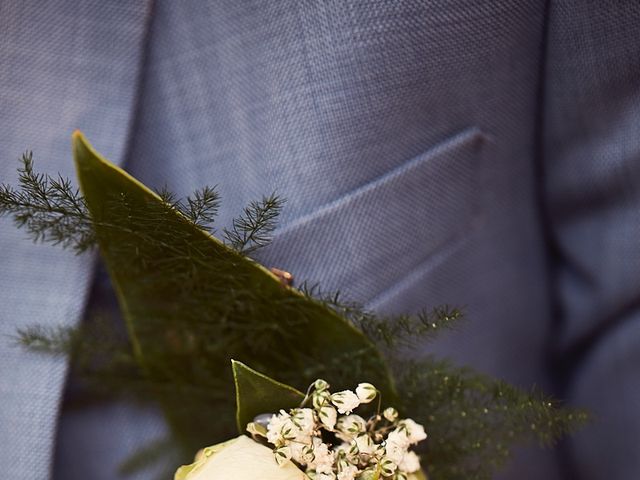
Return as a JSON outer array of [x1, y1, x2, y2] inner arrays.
[[1, 1, 638, 479]]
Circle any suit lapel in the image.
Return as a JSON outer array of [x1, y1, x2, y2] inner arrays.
[[0, 1, 151, 477]]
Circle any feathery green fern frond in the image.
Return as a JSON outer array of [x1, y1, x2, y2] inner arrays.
[[4, 134, 587, 480], [397, 358, 587, 480], [0, 152, 94, 252], [223, 193, 284, 254]]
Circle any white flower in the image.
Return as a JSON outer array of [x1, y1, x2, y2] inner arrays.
[[399, 451, 421, 473], [334, 442, 355, 462], [372, 442, 387, 461], [309, 438, 335, 474], [386, 429, 410, 449], [267, 410, 294, 446], [313, 390, 332, 409], [231, 378, 427, 480], [330, 390, 360, 414], [353, 433, 375, 456], [383, 407, 398, 422], [291, 408, 316, 439], [337, 465, 359, 480], [355, 383, 377, 404], [398, 419, 427, 444], [318, 405, 337, 430], [174, 435, 307, 480], [288, 442, 306, 465], [384, 429, 410, 465], [274, 446, 292, 466], [267, 408, 318, 446], [383, 442, 405, 465], [335, 414, 367, 441]]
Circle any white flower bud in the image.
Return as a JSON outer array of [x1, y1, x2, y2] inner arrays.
[[347, 440, 360, 459], [314, 379, 330, 392], [274, 445, 292, 466], [379, 457, 398, 477], [335, 442, 357, 463], [331, 390, 360, 414], [319, 405, 338, 430], [355, 383, 377, 404], [302, 444, 316, 464], [383, 407, 399, 422], [372, 442, 386, 460], [313, 390, 331, 409], [354, 433, 375, 455]]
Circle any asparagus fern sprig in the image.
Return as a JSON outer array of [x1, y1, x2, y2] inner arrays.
[[3, 137, 587, 480]]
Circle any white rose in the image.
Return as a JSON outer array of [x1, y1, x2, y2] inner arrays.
[[174, 435, 307, 480]]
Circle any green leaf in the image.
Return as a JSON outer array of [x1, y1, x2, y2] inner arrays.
[[71, 131, 395, 453], [232, 360, 305, 432]]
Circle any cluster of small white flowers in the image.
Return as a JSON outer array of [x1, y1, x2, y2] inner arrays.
[[246, 380, 427, 480]]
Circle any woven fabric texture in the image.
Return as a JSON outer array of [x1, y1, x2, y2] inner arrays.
[[544, 2, 640, 479], [0, 1, 150, 478], [0, 1, 637, 479]]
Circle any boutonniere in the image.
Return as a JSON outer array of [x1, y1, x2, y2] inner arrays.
[[1, 132, 586, 480]]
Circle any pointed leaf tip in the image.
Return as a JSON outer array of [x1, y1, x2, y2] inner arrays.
[[232, 361, 304, 433]]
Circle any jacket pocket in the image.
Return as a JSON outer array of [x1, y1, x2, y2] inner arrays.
[[260, 127, 488, 305]]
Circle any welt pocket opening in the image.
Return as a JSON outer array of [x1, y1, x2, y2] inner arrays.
[[263, 127, 488, 304]]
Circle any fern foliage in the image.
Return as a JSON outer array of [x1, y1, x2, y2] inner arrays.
[[3, 135, 586, 480]]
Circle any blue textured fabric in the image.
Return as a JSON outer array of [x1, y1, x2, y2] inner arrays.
[[543, 2, 640, 479], [0, 1, 637, 479], [0, 1, 151, 479]]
